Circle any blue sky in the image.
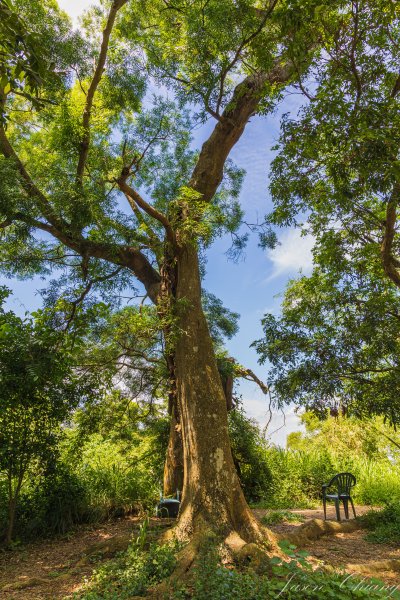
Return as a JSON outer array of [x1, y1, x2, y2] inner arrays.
[[2, 0, 314, 444]]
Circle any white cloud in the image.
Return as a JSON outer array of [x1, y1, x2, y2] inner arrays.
[[265, 228, 314, 281]]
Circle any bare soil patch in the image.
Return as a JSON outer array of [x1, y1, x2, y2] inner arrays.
[[0, 516, 172, 599]]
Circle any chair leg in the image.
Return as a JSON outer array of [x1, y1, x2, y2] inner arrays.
[[350, 497, 356, 518], [334, 498, 341, 521], [343, 499, 349, 519], [323, 497, 327, 520]]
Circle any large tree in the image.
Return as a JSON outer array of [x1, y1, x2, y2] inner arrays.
[[0, 0, 338, 553]]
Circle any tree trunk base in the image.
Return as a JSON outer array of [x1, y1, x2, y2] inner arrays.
[[148, 511, 281, 598], [149, 516, 365, 597]]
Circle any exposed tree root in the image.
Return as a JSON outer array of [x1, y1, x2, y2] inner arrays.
[[347, 559, 400, 575], [283, 518, 363, 547], [146, 516, 368, 597], [1, 577, 50, 592], [147, 520, 282, 598]]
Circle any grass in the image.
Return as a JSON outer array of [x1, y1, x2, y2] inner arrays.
[[260, 509, 306, 526]]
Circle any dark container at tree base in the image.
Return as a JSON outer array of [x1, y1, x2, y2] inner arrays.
[[156, 498, 180, 518]]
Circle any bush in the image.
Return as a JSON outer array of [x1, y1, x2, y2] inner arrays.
[[0, 429, 163, 542], [73, 434, 160, 519], [228, 406, 273, 503], [362, 503, 400, 545], [73, 537, 180, 599], [7, 465, 90, 540], [255, 414, 400, 510]]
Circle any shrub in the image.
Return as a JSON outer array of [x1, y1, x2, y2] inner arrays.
[[73, 434, 160, 518], [361, 503, 400, 545], [73, 537, 180, 599], [228, 406, 273, 503], [16, 465, 90, 538]]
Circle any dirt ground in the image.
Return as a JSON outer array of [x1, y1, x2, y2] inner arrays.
[[0, 515, 163, 599], [255, 506, 400, 586], [0, 506, 399, 599]]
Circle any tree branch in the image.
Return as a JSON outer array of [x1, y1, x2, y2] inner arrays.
[[76, 0, 128, 184], [117, 178, 175, 244], [0, 123, 68, 231], [236, 365, 269, 395], [63, 266, 124, 331], [4, 212, 162, 303], [215, 0, 279, 115], [391, 71, 400, 98]]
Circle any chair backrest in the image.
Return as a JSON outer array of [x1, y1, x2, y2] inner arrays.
[[328, 472, 356, 494]]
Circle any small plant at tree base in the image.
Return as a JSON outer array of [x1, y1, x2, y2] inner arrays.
[[72, 539, 181, 599]]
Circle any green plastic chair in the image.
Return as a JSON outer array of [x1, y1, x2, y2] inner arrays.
[[322, 472, 356, 521]]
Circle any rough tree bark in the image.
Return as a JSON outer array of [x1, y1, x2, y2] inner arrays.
[[164, 359, 234, 496], [172, 242, 273, 548], [163, 400, 184, 497]]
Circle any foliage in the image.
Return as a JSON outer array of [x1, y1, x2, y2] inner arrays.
[[0, 0, 279, 287], [202, 291, 240, 347], [72, 537, 181, 599], [256, 447, 331, 509], [14, 464, 88, 538], [0, 0, 63, 121], [257, 0, 400, 422], [287, 413, 400, 461], [254, 267, 400, 422], [254, 414, 400, 509], [269, 0, 400, 267], [228, 404, 273, 503], [0, 288, 96, 543], [362, 503, 400, 545], [70, 431, 162, 518], [0, 410, 167, 541]]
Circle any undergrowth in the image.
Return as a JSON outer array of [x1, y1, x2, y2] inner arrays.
[[71, 534, 400, 600], [260, 510, 306, 526], [361, 503, 400, 545]]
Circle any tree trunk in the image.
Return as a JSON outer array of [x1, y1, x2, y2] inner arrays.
[[163, 400, 184, 497], [164, 359, 234, 496], [172, 242, 271, 546], [5, 496, 17, 546]]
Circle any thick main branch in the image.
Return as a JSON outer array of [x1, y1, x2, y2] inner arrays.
[[189, 62, 293, 202]]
